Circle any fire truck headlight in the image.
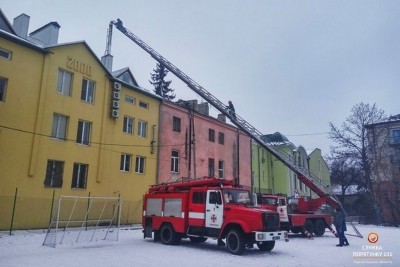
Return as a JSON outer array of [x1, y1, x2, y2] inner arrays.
[[257, 233, 265, 240]]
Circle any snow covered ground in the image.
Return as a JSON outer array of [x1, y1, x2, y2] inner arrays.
[[0, 224, 398, 267]]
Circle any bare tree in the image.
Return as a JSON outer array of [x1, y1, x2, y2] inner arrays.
[[329, 102, 386, 196], [329, 156, 363, 202]]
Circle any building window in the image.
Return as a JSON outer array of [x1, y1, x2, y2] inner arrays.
[[218, 132, 225, 145], [138, 120, 147, 137], [44, 160, 64, 188], [81, 78, 95, 103], [171, 150, 179, 173], [218, 160, 224, 178], [139, 101, 148, 109], [120, 154, 131, 172], [51, 113, 68, 140], [172, 116, 181, 132], [125, 95, 136, 104], [208, 158, 215, 177], [135, 156, 145, 174], [0, 77, 7, 101], [390, 129, 400, 144], [395, 148, 400, 162], [71, 163, 88, 189], [123, 116, 134, 134], [57, 69, 73, 96], [76, 120, 91, 145], [0, 48, 12, 60], [209, 129, 215, 142]]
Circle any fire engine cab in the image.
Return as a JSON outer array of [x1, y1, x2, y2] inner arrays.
[[142, 177, 289, 255]]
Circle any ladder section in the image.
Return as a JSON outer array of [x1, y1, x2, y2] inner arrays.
[[112, 19, 338, 208]]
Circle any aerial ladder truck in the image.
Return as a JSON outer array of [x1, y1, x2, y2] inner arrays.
[[108, 19, 362, 239]]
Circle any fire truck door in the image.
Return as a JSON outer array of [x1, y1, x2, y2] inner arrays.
[[205, 190, 223, 228], [277, 199, 289, 222]]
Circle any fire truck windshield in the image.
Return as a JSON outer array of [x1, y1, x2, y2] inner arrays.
[[223, 189, 252, 205]]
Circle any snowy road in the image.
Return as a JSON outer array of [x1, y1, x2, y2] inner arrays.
[[0, 224, 398, 267]]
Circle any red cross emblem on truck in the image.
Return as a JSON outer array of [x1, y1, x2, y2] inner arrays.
[[211, 214, 217, 223], [279, 207, 284, 214]]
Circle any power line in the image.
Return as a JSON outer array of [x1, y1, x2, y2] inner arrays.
[[0, 124, 185, 148]]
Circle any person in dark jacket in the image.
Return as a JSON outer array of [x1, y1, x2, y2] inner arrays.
[[227, 100, 236, 119], [334, 208, 349, 246]]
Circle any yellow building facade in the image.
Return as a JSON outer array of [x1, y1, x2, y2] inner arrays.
[[0, 15, 160, 229]]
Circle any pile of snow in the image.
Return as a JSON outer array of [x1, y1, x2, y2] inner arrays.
[[0, 224, 398, 266]]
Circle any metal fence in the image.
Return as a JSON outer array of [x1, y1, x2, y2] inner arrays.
[[0, 188, 142, 233]]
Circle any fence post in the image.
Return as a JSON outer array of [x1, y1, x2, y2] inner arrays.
[[9, 187, 18, 235], [86, 192, 91, 230], [48, 190, 55, 226]]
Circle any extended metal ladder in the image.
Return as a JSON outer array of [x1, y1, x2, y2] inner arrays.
[[111, 19, 362, 237]]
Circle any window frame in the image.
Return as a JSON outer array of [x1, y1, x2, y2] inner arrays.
[[218, 160, 224, 178], [51, 113, 69, 140], [125, 95, 136, 105], [120, 154, 132, 172], [218, 132, 225, 145], [391, 129, 400, 144], [138, 120, 148, 138], [135, 156, 145, 174], [57, 69, 73, 96], [71, 163, 88, 189], [0, 77, 8, 102], [208, 158, 215, 177], [0, 48, 12, 60], [172, 116, 181, 132], [81, 78, 95, 103], [123, 116, 134, 135], [139, 101, 149, 109], [171, 150, 179, 173], [76, 120, 92, 145], [209, 129, 215, 143], [44, 160, 64, 188]]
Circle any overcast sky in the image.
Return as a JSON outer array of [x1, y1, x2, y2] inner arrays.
[[2, 1, 399, 155]]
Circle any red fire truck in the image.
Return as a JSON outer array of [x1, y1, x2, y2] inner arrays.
[[258, 194, 337, 238], [142, 177, 289, 255]]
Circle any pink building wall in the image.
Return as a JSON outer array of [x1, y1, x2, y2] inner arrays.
[[157, 101, 252, 187]]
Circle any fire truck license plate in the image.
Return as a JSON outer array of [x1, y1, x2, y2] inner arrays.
[[273, 236, 280, 240]]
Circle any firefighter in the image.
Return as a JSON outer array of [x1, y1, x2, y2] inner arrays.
[[334, 208, 349, 246], [227, 100, 236, 119]]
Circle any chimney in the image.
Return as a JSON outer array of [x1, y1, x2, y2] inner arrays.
[[217, 114, 226, 122], [198, 102, 209, 116], [101, 54, 113, 72], [13, 14, 30, 39], [29, 22, 61, 46]]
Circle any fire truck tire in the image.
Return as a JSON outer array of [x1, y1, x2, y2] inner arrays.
[[226, 229, 246, 255], [257, 241, 275, 252], [304, 219, 314, 235], [189, 237, 207, 243], [313, 219, 326, 237], [291, 227, 302, 234], [160, 224, 181, 245]]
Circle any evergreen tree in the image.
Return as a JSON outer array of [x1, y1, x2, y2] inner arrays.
[[149, 63, 175, 100]]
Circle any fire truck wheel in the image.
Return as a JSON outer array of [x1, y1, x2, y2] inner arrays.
[[257, 241, 275, 252], [226, 229, 245, 255], [291, 227, 302, 234], [160, 224, 180, 245], [304, 219, 314, 235], [313, 219, 326, 237], [189, 237, 207, 243]]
